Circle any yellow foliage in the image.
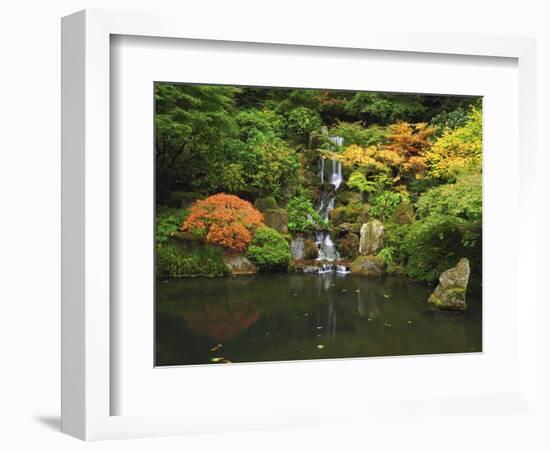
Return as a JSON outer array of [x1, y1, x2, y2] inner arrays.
[[426, 107, 482, 179]]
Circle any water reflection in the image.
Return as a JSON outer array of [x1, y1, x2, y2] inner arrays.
[[156, 273, 482, 366]]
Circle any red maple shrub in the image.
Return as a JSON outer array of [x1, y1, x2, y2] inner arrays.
[[181, 193, 264, 252]]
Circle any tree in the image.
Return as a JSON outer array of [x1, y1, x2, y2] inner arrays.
[[181, 194, 264, 252], [345, 92, 426, 125], [426, 107, 482, 180], [377, 122, 435, 182], [286, 106, 322, 145], [155, 84, 240, 198]]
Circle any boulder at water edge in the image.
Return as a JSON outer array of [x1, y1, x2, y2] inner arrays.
[[359, 219, 385, 256], [428, 258, 470, 310], [350, 256, 386, 277], [223, 253, 257, 275]]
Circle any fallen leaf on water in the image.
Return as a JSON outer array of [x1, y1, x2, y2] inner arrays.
[[383, 294, 390, 299], [317, 344, 325, 349]]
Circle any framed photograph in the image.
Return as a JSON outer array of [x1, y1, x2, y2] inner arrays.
[[62, 9, 537, 440]]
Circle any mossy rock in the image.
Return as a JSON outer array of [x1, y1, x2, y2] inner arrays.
[[428, 258, 470, 310], [336, 190, 363, 207], [263, 208, 289, 234], [335, 222, 362, 236], [391, 202, 415, 225], [254, 196, 278, 213], [304, 238, 319, 260], [329, 207, 347, 225], [337, 233, 359, 259], [343, 202, 364, 222], [350, 255, 386, 277]]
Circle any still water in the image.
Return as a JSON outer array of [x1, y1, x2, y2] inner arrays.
[[156, 273, 482, 366]]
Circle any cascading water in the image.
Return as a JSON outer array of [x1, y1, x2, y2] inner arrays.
[[316, 136, 347, 272]]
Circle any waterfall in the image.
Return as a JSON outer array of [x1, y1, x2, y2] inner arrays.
[[315, 136, 346, 270]]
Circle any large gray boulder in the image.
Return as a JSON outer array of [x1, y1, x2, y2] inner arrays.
[[428, 258, 470, 310], [359, 219, 385, 256], [350, 256, 386, 277]]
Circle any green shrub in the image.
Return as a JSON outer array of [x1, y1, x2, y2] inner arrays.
[[156, 242, 228, 278], [369, 191, 403, 222], [402, 215, 465, 283], [247, 226, 291, 271], [287, 195, 325, 233], [156, 208, 190, 245], [328, 122, 387, 147]]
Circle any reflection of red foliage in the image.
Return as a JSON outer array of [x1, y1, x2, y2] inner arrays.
[[181, 194, 264, 252], [181, 301, 260, 341]]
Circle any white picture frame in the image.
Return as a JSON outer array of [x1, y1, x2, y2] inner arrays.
[[61, 9, 537, 441]]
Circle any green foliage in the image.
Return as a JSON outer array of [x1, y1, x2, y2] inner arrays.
[[247, 226, 292, 271], [376, 247, 395, 266], [244, 134, 301, 198], [402, 215, 465, 283], [155, 84, 240, 198], [430, 106, 470, 134], [236, 108, 285, 141], [286, 107, 322, 143], [416, 174, 482, 224], [329, 122, 387, 147], [345, 92, 426, 125], [156, 208, 189, 245], [287, 196, 325, 233], [369, 191, 404, 222], [399, 174, 482, 284], [156, 243, 228, 278]]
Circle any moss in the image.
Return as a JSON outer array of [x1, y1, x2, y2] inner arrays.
[[254, 196, 278, 212], [303, 238, 319, 260], [391, 202, 415, 225], [263, 208, 289, 234], [337, 233, 359, 258]]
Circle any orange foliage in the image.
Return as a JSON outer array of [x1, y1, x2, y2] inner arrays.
[[181, 193, 264, 252], [381, 122, 434, 179]]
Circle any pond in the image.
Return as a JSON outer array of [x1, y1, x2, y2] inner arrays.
[[155, 273, 482, 366]]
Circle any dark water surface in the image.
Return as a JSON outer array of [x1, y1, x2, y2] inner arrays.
[[156, 273, 482, 366]]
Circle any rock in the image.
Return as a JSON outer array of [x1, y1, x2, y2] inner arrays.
[[428, 258, 470, 310], [329, 207, 347, 225], [254, 196, 278, 213], [290, 236, 305, 260], [223, 253, 257, 275], [391, 202, 415, 225], [336, 222, 362, 235], [337, 233, 360, 258], [343, 202, 364, 222], [263, 208, 288, 234], [359, 219, 385, 256], [350, 256, 386, 277], [336, 190, 363, 207], [304, 238, 319, 260]]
